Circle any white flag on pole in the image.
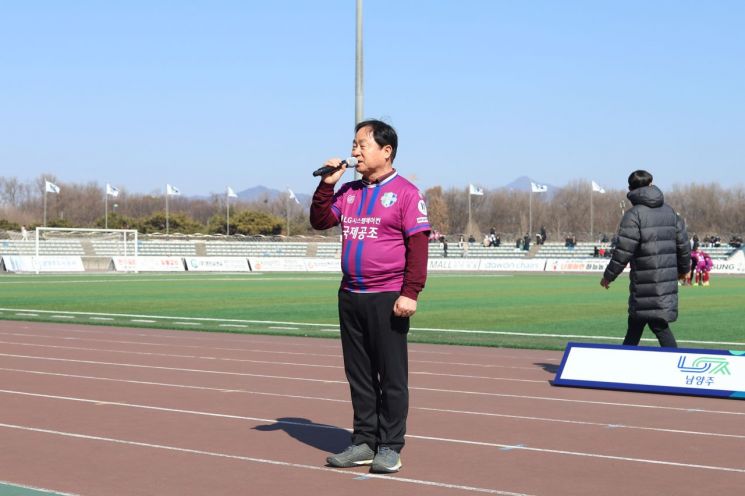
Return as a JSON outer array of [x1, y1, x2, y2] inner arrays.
[[469, 184, 484, 196], [288, 188, 300, 205], [531, 182, 548, 193], [227, 187, 238, 198], [45, 180, 60, 194], [166, 184, 181, 196], [106, 184, 120, 197], [592, 180, 606, 194]]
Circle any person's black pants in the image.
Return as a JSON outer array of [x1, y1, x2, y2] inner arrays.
[[338, 290, 409, 453], [624, 316, 678, 348]]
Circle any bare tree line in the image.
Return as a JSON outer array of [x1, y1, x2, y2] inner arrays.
[[0, 175, 307, 235], [425, 181, 745, 243], [1, 175, 744, 240]]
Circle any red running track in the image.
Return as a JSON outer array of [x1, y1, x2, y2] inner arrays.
[[0, 320, 743, 495]]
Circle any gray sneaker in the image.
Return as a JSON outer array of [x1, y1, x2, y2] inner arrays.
[[370, 446, 402, 473], [326, 444, 375, 467]]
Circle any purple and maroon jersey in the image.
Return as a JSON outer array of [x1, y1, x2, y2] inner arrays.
[[330, 172, 431, 293]]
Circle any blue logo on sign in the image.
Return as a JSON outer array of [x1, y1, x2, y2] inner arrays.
[[677, 356, 731, 375]]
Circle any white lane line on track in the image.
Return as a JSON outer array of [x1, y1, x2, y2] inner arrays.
[[411, 371, 544, 384], [3, 367, 745, 441], [130, 319, 155, 323], [0, 340, 548, 381], [1, 391, 743, 475], [4, 307, 742, 347], [0, 324, 438, 354], [2, 352, 745, 416], [0, 367, 349, 403], [89, 317, 114, 321], [0, 421, 531, 496], [51, 315, 75, 319], [0, 353, 347, 384], [0, 331, 346, 358], [0, 331, 558, 368], [268, 326, 299, 330], [14, 313, 39, 317], [173, 322, 200, 326]]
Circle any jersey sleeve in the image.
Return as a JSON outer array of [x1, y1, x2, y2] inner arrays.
[[330, 183, 352, 221], [401, 188, 431, 238]]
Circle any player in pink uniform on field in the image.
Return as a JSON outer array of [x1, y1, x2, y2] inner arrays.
[[695, 249, 713, 286]]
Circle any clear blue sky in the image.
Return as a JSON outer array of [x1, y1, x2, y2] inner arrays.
[[2, 1, 743, 196]]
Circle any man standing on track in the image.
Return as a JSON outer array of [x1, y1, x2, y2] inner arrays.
[[310, 119, 430, 473], [600, 170, 690, 347]]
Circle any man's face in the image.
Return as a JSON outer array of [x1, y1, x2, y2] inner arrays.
[[351, 126, 392, 178]]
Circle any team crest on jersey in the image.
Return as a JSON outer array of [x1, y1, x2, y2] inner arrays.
[[417, 200, 427, 215], [347, 195, 356, 204], [380, 192, 398, 208]]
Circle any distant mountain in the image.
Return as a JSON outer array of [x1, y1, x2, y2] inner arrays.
[[235, 186, 311, 206], [504, 175, 559, 195]]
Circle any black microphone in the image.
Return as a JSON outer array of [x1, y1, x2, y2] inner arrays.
[[312, 157, 358, 177]]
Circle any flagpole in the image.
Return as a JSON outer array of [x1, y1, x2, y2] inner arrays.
[[226, 191, 230, 236], [105, 189, 109, 229], [590, 183, 594, 243], [286, 193, 290, 236], [529, 189, 533, 240], [467, 187, 472, 237], [43, 189, 47, 227], [165, 186, 169, 236]]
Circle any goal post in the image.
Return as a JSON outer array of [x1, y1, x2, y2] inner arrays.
[[34, 227, 139, 273]]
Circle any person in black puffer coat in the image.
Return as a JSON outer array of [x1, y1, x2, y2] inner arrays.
[[600, 170, 690, 347]]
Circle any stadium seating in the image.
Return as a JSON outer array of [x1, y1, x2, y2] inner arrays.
[[1, 235, 739, 262], [429, 243, 528, 259], [0, 239, 85, 256], [204, 241, 309, 257]]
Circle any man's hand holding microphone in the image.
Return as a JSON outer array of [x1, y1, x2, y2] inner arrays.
[[312, 157, 358, 185]]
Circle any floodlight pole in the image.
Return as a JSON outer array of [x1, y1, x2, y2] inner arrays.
[[354, 0, 363, 181]]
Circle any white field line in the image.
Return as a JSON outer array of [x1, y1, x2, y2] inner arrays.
[[0, 276, 340, 285], [1, 390, 744, 474], [2, 367, 744, 441], [1, 352, 745, 417], [3, 307, 743, 346], [0, 420, 531, 496]]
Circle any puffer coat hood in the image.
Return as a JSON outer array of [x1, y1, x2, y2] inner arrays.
[[603, 185, 690, 321]]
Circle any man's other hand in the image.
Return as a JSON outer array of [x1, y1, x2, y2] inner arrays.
[[393, 296, 417, 317]]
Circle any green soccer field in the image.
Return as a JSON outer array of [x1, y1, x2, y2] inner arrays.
[[1, 272, 743, 350]]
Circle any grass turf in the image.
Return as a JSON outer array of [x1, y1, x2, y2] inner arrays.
[[0, 272, 743, 350]]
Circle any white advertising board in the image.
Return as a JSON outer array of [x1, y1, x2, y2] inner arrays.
[[544, 258, 624, 273], [478, 259, 547, 272], [427, 258, 481, 271], [2, 256, 85, 273], [184, 257, 250, 272], [711, 250, 745, 274], [555, 342, 745, 399], [112, 256, 185, 272], [249, 257, 310, 272]]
